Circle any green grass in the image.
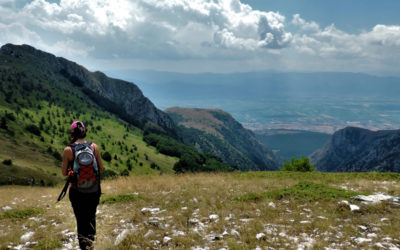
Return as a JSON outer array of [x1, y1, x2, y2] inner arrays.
[[100, 193, 143, 204], [0, 207, 43, 219], [236, 171, 400, 183], [237, 181, 363, 202], [34, 239, 63, 250]]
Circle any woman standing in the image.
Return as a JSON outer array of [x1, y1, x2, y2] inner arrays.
[[62, 121, 104, 250]]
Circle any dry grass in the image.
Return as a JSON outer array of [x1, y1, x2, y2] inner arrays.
[[1, 172, 400, 249]]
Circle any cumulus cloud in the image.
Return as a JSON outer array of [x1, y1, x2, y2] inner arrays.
[[0, 0, 399, 75]]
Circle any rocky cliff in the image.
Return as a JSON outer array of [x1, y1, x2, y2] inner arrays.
[[310, 126, 400, 172], [166, 107, 280, 171], [0, 44, 175, 131]]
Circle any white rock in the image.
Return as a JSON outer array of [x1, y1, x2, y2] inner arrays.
[[256, 233, 266, 240], [230, 229, 240, 238], [349, 204, 360, 211], [222, 230, 229, 237], [192, 198, 198, 203], [144, 230, 153, 238], [141, 207, 161, 215], [172, 230, 186, 237], [353, 193, 399, 205], [181, 207, 188, 210], [354, 237, 372, 244], [300, 220, 311, 224], [317, 216, 328, 220], [189, 218, 200, 225], [367, 233, 377, 238], [2, 206, 12, 211], [163, 236, 172, 244], [114, 229, 130, 246], [358, 225, 367, 230], [339, 200, 350, 205], [209, 214, 219, 221], [20, 232, 34, 242], [239, 218, 253, 223], [381, 218, 389, 222], [254, 246, 262, 250], [268, 201, 276, 208]]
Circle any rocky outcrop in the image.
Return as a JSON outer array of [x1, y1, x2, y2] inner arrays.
[[310, 127, 400, 172], [0, 43, 175, 131], [166, 107, 280, 171]]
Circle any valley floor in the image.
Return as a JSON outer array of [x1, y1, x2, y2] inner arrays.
[[1, 172, 400, 249]]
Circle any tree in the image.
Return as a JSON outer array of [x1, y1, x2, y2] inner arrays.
[[102, 151, 112, 162], [281, 156, 315, 172]]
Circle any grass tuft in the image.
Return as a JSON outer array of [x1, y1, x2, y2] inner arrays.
[[238, 181, 364, 202], [100, 194, 142, 204], [34, 239, 63, 250], [0, 207, 43, 219]]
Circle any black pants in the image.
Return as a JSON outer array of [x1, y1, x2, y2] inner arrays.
[[69, 187, 100, 250]]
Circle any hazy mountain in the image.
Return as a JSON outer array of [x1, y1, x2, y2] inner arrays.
[[166, 107, 280, 171], [254, 129, 330, 161], [310, 127, 400, 172], [110, 69, 400, 133]]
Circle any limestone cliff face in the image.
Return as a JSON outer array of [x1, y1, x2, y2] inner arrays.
[[166, 107, 280, 171], [0, 44, 174, 130], [310, 126, 400, 172]]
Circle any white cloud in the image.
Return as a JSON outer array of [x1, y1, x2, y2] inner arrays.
[[0, 1, 399, 75]]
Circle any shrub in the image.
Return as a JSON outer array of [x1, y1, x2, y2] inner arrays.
[[102, 151, 112, 162], [281, 156, 315, 172], [2, 159, 12, 165], [101, 169, 118, 179], [120, 169, 129, 176], [26, 124, 41, 136]]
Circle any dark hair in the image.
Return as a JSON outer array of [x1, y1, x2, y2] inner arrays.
[[70, 122, 86, 144]]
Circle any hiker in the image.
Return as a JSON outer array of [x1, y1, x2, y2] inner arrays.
[[62, 121, 104, 250]]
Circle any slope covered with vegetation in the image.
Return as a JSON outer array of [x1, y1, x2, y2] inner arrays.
[[0, 44, 232, 185]]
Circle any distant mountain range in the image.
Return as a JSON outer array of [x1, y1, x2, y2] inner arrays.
[[166, 107, 280, 171], [111, 69, 400, 133], [310, 127, 400, 172]]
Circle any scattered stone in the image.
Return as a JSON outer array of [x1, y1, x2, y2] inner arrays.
[[222, 230, 229, 237], [163, 236, 172, 244], [300, 220, 311, 224], [192, 198, 199, 203], [354, 237, 372, 244], [358, 225, 367, 231], [141, 207, 161, 215], [20, 232, 34, 242], [114, 229, 130, 246], [239, 218, 253, 223], [268, 202, 276, 208], [209, 214, 219, 221], [349, 204, 360, 211], [230, 229, 240, 238], [172, 230, 186, 237], [256, 233, 266, 240], [367, 233, 377, 238], [144, 230, 153, 238], [189, 218, 200, 225], [2, 206, 12, 211], [353, 193, 400, 205], [380, 218, 389, 222], [317, 216, 328, 220]]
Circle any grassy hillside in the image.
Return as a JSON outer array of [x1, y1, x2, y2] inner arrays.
[[254, 129, 331, 161], [0, 46, 180, 184], [0, 172, 399, 249]]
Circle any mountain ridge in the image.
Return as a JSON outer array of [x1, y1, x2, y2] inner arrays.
[[166, 107, 280, 171], [0, 43, 175, 133], [310, 126, 400, 172]]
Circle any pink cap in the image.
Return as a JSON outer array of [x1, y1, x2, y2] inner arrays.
[[70, 121, 85, 132]]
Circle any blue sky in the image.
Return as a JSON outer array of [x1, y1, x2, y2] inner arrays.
[[1, 0, 400, 76], [242, 0, 400, 33]]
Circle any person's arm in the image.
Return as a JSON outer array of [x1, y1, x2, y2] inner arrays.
[[62, 147, 73, 176], [93, 144, 104, 173]]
